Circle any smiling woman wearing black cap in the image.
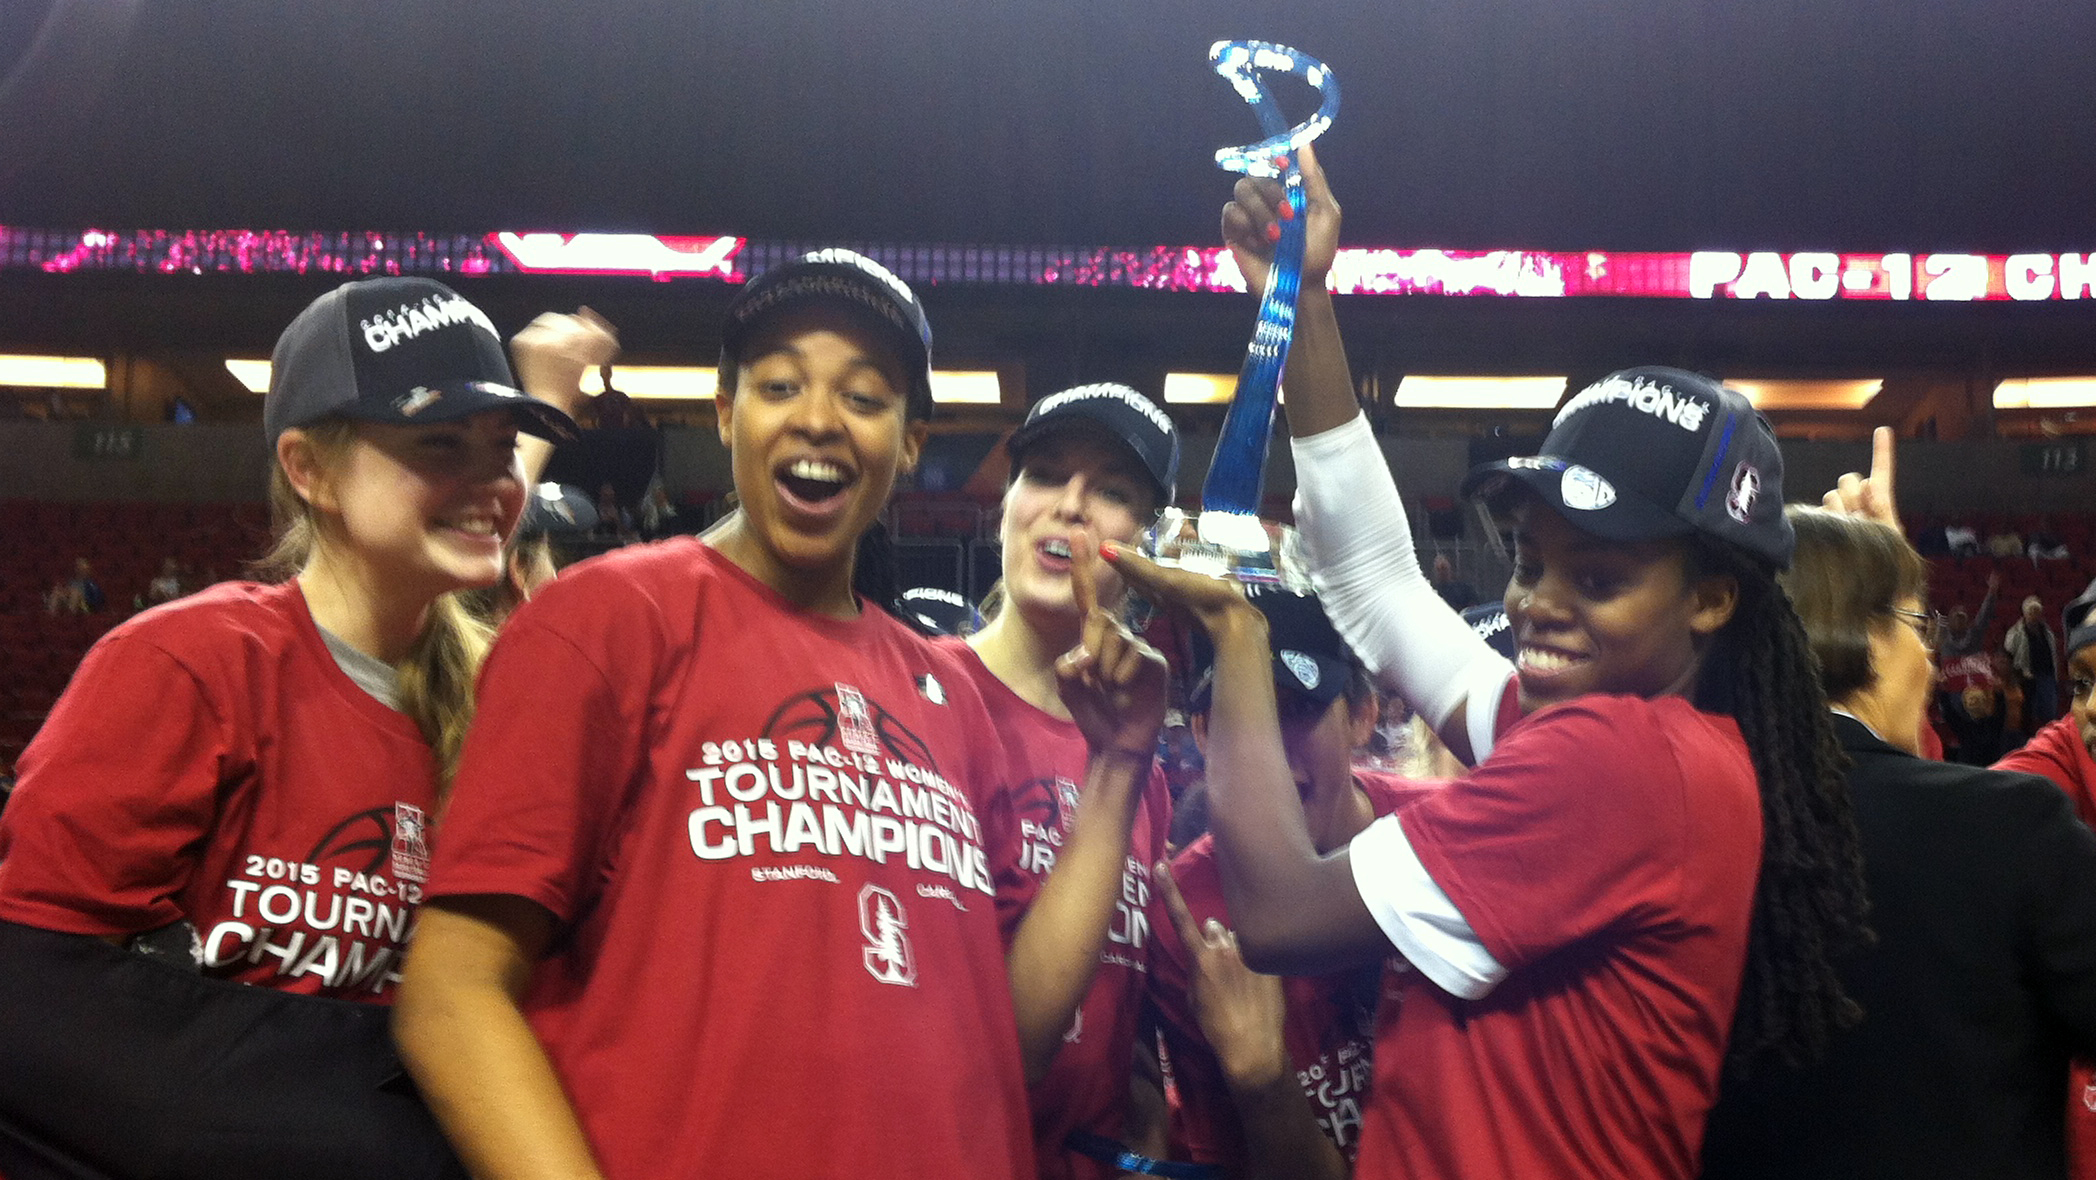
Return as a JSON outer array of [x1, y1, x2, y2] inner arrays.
[[395, 250, 1136, 1180], [1094, 147, 1871, 1180], [941, 381, 1179, 1177], [0, 277, 580, 1178]]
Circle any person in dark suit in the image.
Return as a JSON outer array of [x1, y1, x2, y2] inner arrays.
[[1701, 506, 2096, 1180]]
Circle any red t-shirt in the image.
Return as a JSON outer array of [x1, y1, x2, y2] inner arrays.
[[1153, 770, 1441, 1167], [1996, 716, 2096, 1180], [1357, 693, 1760, 1180], [1998, 715, 2096, 828], [938, 638, 1172, 1180], [427, 540, 1032, 1180], [0, 581, 436, 1001]]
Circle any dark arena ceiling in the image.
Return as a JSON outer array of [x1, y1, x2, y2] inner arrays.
[[2, 0, 2094, 406], [6, 0, 2095, 249]]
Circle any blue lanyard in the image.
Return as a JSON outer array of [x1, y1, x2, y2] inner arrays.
[[1063, 1129, 1224, 1179]]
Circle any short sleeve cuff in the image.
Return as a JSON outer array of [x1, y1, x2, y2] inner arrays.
[[1349, 814, 1506, 1000]]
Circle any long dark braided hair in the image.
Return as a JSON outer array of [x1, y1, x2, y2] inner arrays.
[[1688, 538, 1872, 1077]]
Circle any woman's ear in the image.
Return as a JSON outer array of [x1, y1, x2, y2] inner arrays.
[[898, 421, 929, 476], [1347, 692, 1381, 749], [714, 380, 736, 450], [276, 430, 333, 513], [1688, 572, 1741, 638]]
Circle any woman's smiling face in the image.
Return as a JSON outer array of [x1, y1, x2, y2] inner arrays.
[[1502, 495, 1737, 713], [712, 304, 923, 600], [997, 430, 1155, 624]]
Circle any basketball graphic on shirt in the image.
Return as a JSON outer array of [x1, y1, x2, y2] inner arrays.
[[760, 684, 939, 771], [304, 806, 397, 874], [1007, 775, 1078, 836]]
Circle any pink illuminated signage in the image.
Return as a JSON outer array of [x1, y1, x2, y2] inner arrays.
[[4, 227, 2092, 302]]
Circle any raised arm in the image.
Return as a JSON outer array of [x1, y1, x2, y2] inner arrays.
[[509, 309, 619, 487], [1104, 544, 1383, 974], [1225, 145, 1512, 764], [1003, 536, 1169, 1083]]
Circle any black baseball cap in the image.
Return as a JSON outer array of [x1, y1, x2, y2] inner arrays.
[[719, 249, 935, 419], [265, 278, 578, 445], [1005, 383, 1180, 506], [1192, 585, 1356, 711], [1461, 600, 1517, 659], [2065, 584, 2096, 659], [895, 585, 982, 638], [1460, 366, 1794, 568], [516, 482, 599, 541]]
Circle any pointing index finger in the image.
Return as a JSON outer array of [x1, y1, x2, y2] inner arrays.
[[1870, 425, 1898, 523], [1070, 526, 1099, 619]]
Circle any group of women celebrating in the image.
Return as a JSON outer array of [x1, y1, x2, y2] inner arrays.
[[1, 145, 2093, 1180]]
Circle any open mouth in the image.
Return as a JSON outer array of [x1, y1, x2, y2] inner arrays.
[[776, 457, 855, 513], [1042, 537, 1072, 560]]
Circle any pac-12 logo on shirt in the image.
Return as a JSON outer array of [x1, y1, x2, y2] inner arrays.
[[836, 683, 881, 757], [391, 803, 431, 883], [860, 883, 917, 986]]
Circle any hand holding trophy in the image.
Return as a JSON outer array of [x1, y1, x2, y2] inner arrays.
[[1146, 41, 1339, 590]]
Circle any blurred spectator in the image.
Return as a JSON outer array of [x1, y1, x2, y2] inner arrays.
[[1938, 571, 2001, 659], [1944, 521, 1981, 557], [1987, 527, 2026, 559], [2030, 518, 2072, 561], [1428, 553, 1479, 611], [43, 558, 103, 615], [589, 365, 642, 429], [1993, 651, 2031, 740], [143, 557, 185, 607], [591, 482, 636, 543], [637, 485, 682, 541], [2006, 595, 2064, 728], [1943, 683, 2011, 766]]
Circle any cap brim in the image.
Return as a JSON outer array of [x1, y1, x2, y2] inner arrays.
[[2065, 587, 2096, 634], [335, 378, 580, 442], [1460, 458, 1689, 545], [1005, 416, 1170, 504], [518, 484, 599, 536]]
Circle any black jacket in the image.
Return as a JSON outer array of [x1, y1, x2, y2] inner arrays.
[[1701, 715, 2096, 1180]]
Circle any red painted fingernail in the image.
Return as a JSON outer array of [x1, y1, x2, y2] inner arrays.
[[1265, 223, 1282, 242], [1278, 201, 1295, 220], [1271, 155, 1288, 170], [1099, 540, 1119, 561]]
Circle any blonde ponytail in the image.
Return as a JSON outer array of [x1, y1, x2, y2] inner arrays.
[[262, 419, 498, 799]]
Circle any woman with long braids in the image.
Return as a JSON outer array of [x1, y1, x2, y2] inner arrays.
[[1095, 146, 1870, 1180]]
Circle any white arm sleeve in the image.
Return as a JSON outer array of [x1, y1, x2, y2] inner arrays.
[[1349, 814, 1506, 999], [1291, 413, 1517, 761]]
